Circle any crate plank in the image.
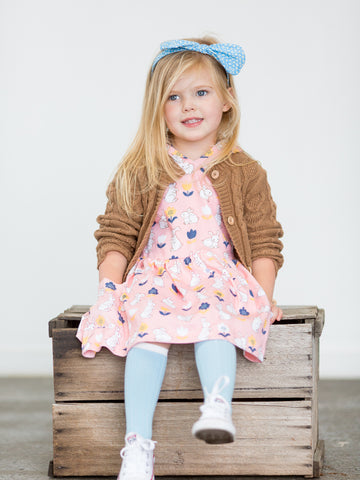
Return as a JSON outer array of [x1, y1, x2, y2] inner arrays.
[[311, 314, 320, 459], [52, 400, 313, 477], [313, 439, 325, 478], [52, 323, 313, 402]]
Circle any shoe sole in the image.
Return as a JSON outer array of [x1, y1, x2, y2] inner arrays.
[[194, 427, 235, 444], [192, 418, 236, 444]]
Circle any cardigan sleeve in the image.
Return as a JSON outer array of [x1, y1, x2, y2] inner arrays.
[[94, 179, 144, 269], [243, 162, 284, 273]]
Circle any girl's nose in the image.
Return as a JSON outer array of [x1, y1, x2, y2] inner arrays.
[[183, 99, 196, 112]]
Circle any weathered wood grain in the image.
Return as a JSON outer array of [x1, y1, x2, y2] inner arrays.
[[52, 400, 313, 477], [313, 439, 325, 478], [52, 323, 314, 402], [311, 311, 320, 462], [50, 305, 324, 477], [315, 308, 325, 337]]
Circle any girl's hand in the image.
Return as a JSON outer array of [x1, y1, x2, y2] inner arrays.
[[251, 258, 282, 324], [270, 300, 283, 323]]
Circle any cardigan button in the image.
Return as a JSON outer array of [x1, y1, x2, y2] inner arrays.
[[211, 169, 219, 179], [227, 216, 235, 225]]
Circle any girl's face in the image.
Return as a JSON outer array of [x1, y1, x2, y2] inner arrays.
[[163, 65, 231, 159]]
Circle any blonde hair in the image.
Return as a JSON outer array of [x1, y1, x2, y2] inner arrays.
[[114, 36, 241, 215]]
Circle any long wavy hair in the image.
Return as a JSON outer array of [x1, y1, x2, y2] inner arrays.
[[113, 36, 241, 215]]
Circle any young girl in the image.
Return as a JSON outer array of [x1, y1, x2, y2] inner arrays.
[[77, 36, 284, 480]]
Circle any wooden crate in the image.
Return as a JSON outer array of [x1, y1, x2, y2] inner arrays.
[[49, 305, 325, 478]]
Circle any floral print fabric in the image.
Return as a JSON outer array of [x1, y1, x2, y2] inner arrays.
[[77, 145, 273, 362]]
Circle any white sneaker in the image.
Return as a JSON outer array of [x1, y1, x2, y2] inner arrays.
[[118, 432, 156, 480], [192, 376, 236, 444]]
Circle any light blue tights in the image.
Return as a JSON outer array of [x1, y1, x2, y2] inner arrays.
[[124, 344, 168, 440], [194, 339, 236, 405], [124, 340, 236, 439]]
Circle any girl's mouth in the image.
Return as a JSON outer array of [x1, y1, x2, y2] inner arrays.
[[182, 118, 203, 127]]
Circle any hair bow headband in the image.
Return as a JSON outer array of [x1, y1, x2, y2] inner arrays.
[[151, 39, 246, 77]]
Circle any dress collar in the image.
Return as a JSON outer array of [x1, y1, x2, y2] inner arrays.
[[167, 143, 223, 161]]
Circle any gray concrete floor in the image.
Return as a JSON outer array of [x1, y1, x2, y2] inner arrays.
[[0, 378, 359, 480]]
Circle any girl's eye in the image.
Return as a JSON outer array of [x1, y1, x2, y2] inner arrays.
[[197, 90, 208, 97], [168, 94, 179, 101]]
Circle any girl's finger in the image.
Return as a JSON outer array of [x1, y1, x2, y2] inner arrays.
[[270, 306, 282, 323]]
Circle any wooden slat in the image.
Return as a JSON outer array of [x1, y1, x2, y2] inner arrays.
[[280, 305, 318, 319], [311, 313, 320, 462], [315, 308, 325, 337], [52, 323, 314, 402], [313, 439, 325, 478], [52, 400, 313, 477]]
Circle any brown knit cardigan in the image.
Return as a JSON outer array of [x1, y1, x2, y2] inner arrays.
[[95, 150, 284, 281]]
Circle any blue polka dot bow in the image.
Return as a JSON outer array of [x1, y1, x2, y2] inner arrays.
[[151, 39, 246, 76]]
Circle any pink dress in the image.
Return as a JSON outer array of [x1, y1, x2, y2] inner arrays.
[[77, 145, 273, 363]]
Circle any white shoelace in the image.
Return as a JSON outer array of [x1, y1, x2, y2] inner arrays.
[[120, 436, 156, 479]]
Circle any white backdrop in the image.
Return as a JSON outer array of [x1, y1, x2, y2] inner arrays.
[[1, 0, 359, 377]]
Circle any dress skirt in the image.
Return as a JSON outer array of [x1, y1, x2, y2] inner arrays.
[[77, 145, 273, 363]]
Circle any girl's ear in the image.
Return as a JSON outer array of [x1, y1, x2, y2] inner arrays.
[[222, 87, 233, 112], [222, 102, 232, 112]]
